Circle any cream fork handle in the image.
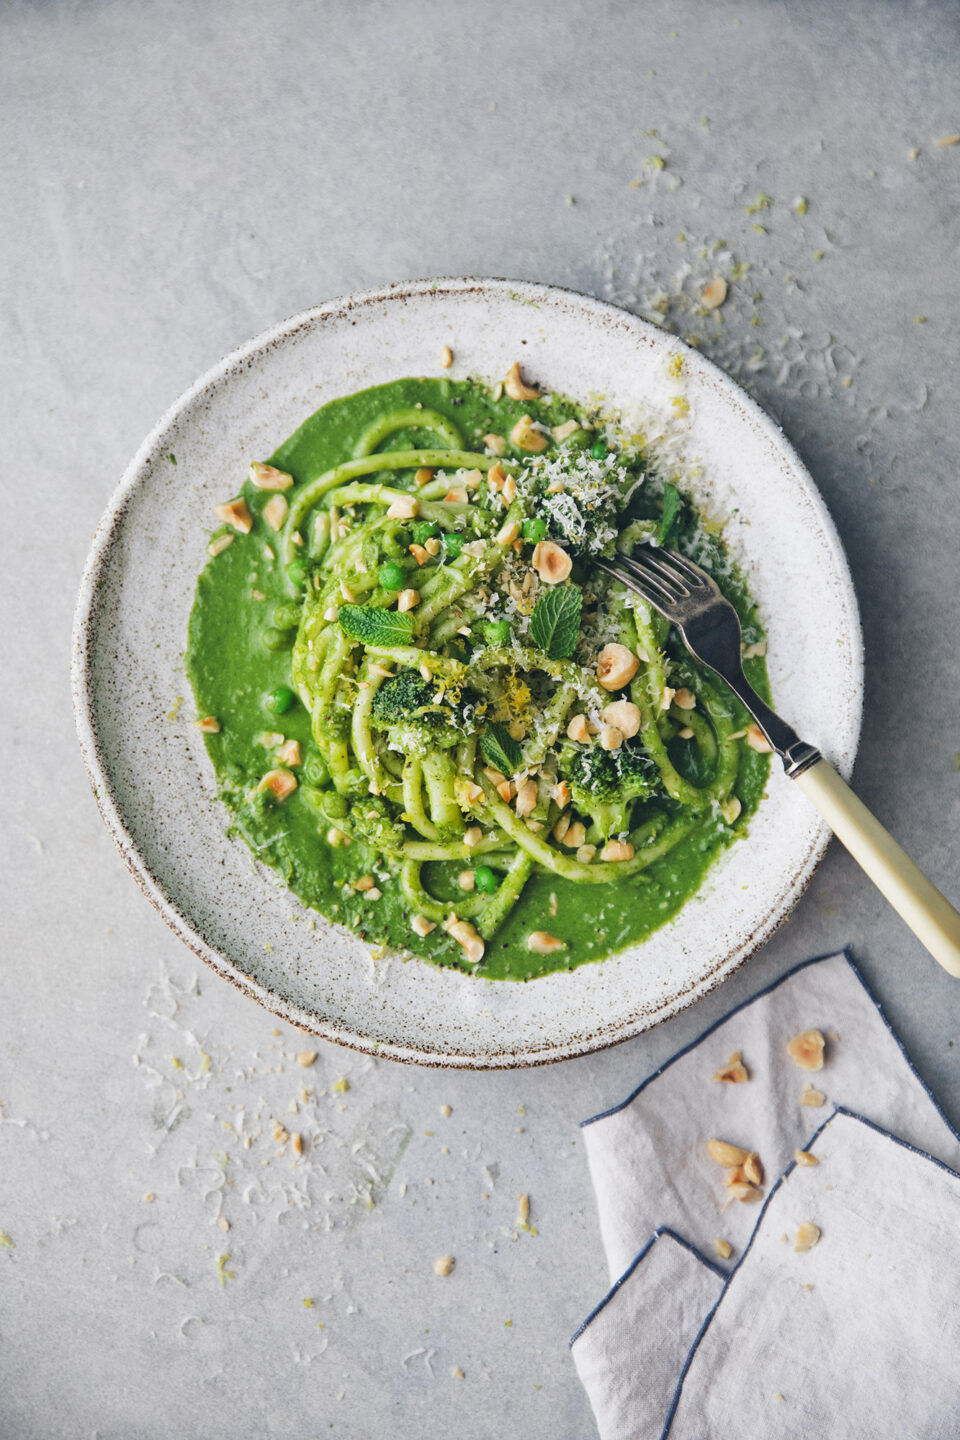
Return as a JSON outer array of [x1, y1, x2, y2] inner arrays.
[[795, 759, 960, 978]]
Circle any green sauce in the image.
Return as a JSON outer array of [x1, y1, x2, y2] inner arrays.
[[186, 378, 769, 981]]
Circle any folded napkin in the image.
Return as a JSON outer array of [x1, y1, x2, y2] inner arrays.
[[571, 951, 960, 1440]]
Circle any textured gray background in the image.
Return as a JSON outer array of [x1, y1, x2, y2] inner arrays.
[[3, 2, 960, 1436]]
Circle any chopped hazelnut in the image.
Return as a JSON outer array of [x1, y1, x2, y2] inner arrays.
[[414, 468, 434, 486], [713, 1238, 733, 1260], [720, 796, 742, 824], [397, 588, 420, 612], [787, 1029, 826, 1071], [743, 1152, 764, 1186], [448, 920, 484, 965], [297, 1051, 318, 1067], [409, 542, 429, 565], [434, 1255, 455, 1276], [440, 345, 453, 368], [552, 812, 571, 843], [745, 723, 772, 753], [673, 687, 696, 709], [527, 931, 567, 955], [599, 839, 634, 862], [510, 414, 548, 452], [701, 277, 728, 310], [250, 461, 294, 491], [198, 716, 221, 734], [596, 644, 640, 691], [258, 768, 297, 802], [262, 494, 289, 531], [727, 1181, 763, 1204], [411, 915, 436, 937], [794, 1149, 819, 1167], [599, 725, 624, 751], [793, 1222, 820, 1252], [799, 1085, 826, 1107], [532, 540, 572, 584], [483, 433, 507, 456], [503, 361, 540, 401], [487, 462, 506, 493], [515, 778, 538, 818], [707, 1139, 750, 1167], [563, 820, 587, 849], [711, 1052, 749, 1083], [575, 844, 596, 864], [601, 700, 641, 738], [386, 494, 419, 520], [276, 739, 301, 767], [463, 825, 483, 847], [551, 419, 581, 442], [566, 713, 592, 744], [214, 498, 253, 533], [207, 533, 234, 557], [458, 870, 476, 892]]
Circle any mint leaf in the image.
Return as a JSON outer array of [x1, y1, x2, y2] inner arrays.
[[657, 482, 681, 544], [338, 604, 416, 647], [480, 722, 523, 776], [528, 585, 582, 659]]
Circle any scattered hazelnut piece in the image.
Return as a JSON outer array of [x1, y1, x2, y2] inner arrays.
[[720, 796, 742, 825], [249, 461, 294, 491], [275, 739, 301, 767], [673, 687, 696, 709], [787, 1028, 826, 1071], [711, 1052, 749, 1083], [551, 419, 581, 442], [597, 643, 640, 691], [743, 1153, 764, 1186], [214, 498, 253, 534], [424, 536, 441, 557], [727, 1182, 763, 1204], [386, 494, 419, 520], [742, 640, 767, 658], [414, 468, 434, 486], [599, 724, 624, 751], [745, 723, 772, 753], [354, 875, 376, 892], [552, 812, 571, 843], [483, 433, 507, 455], [487, 462, 506, 493], [563, 820, 587, 849], [517, 1193, 530, 1224], [458, 870, 476, 892], [575, 844, 596, 864], [566, 713, 592, 744], [397, 588, 420, 612], [793, 1222, 820, 1252], [527, 931, 566, 955], [434, 1255, 455, 1276], [297, 1051, 318, 1067], [515, 778, 538, 818], [326, 827, 351, 847], [794, 1149, 819, 1167], [601, 700, 641, 738], [198, 716, 221, 734], [463, 825, 483, 847], [449, 920, 484, 964], [510, 415, 548, 453], [291, 1132, 303, 1156], [713, 1238, 733, 1260], [497, 519, 521, 546], [599, 839, 634, 862], [707, 1139, 750, 1168], [411, 915, 436, 937], [504, 361, 540, 401], [262, 494, 289, 531], [259, 768, 297, 802], [207, 533, 234, 557], [440, 345, 453, 368], [799, 1085, 826, 1107], [701, 277, 728, 310], [532, 540, 572, 584], [409, 543, 429, 565], [502, 474, 517, 505]]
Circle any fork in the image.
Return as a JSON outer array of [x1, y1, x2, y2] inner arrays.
[[595, 544, 960, 978]]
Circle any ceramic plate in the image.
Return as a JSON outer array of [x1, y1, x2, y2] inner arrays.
[[72, 278, 862, 1068]]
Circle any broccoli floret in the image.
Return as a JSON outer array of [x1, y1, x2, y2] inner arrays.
[[342, 795, 405, 854], [370, 671, 467, 755], [563, 738, 659, 841]]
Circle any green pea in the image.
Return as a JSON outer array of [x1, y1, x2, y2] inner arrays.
[[410, 520, 439, 544], [443, 533, 463, 559], [304, 754, 330, 787], [265, 685, 295, 715], [286, 560, 307, 586], [483, 619, 512, 646], [590, 440, 609, 460], [272, 603, 302, 630], [378, 560, 407, 591], [474, 865, 499, 894], [522, 517, 547, 543], [262, 626, 295, 652]]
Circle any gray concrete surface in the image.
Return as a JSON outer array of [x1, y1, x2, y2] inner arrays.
[[3, 1, 960, 1435]]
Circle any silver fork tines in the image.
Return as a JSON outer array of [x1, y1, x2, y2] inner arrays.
[[596, 543, 822, 777]]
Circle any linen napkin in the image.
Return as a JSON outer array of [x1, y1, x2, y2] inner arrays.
[[580, 950, 960, 1281], [571, 950, 960, 1440]]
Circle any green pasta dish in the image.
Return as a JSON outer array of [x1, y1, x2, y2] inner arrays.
[[186, 368, 771, 980]]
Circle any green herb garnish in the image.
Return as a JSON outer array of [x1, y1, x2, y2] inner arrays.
[[480, 722, 523, 776], [338, 604, 415, 647], [528, 586, 582, 660]]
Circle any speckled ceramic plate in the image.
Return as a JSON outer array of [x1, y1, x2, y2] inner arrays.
[[72, 277, 862, 1068]]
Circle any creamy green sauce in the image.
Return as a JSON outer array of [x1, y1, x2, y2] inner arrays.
[[186, 378, 769, 980]]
